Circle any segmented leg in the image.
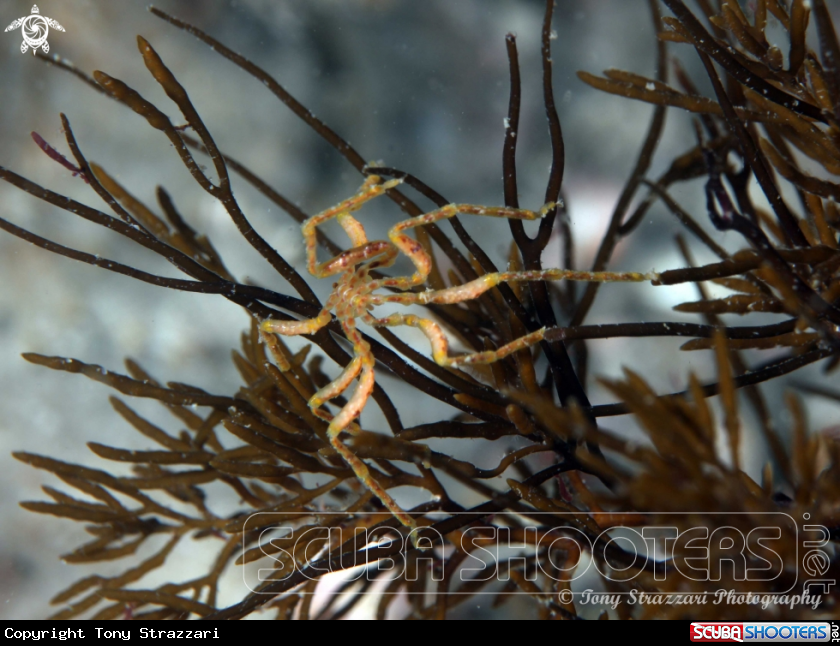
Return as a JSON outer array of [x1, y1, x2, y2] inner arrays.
[[301, 356, 405, 519], [372, 312, 546, 367], [369, 268, 656, 308], [303, 175, 402, 278], [261, 307, 332, 336], [369, 268, 654, 366], [309, 356, 363, 412], [329, 429, 417, 530], [369, 201, 554, 292], [314, 239, 397, 278], [307, 356, 364, 435], [324, 348, 417, 531]]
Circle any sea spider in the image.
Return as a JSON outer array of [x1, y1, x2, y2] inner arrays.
[[260, 175, 655, 532]]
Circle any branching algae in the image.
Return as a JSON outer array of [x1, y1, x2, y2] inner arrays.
[[1, 0, 839, 620]]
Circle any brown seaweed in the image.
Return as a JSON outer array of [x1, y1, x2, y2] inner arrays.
[[1, 0, 839, 620]]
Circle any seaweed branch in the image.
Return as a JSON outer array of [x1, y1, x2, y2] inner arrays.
[[3, 0, 839, 620]]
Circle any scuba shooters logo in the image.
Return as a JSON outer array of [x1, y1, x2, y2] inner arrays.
[[690, 622, 835, 642], [4, 5, 65, 55], [248, 512, 835, 594]]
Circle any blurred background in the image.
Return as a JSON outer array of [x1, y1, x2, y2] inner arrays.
[[0, 0, 837, 618]]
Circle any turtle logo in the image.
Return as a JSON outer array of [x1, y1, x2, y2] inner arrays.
[[5, 5, 65, 55]]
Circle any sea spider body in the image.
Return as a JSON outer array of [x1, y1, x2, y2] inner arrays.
[[261, 175, 655, 531]]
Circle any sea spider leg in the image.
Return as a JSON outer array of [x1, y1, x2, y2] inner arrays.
[[303, 175, 403, 279], [370, 312, 545, 367], [370, 269, 655, 366], [323, 325, 417, 531], [263, 329, 412, 528], [261, 300, 334, 336], [260, 176, 402, 337], [261, 320, 365, 433], [371, 267, 656, 308], [308, 355, 364, 435], [368, 201, 553, 292]]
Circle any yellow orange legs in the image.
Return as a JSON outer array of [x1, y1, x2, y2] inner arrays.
[[259, 175, 659, 535]]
